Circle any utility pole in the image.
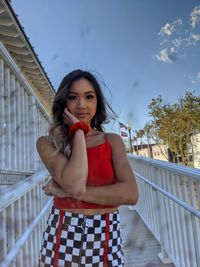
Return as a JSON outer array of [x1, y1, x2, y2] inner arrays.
[[126, 125, 133, 154], [135, 130, 139, 155]]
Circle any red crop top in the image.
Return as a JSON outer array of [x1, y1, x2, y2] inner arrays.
[[54, 134, 117, 209]]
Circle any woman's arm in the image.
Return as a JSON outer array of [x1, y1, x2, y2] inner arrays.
[[77, 133, 138, 205], [36, 109, 88, 197], [43, 133, 138, 206]]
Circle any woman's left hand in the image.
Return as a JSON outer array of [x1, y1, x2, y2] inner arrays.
[[63, 107, 79, 127], [42, 178, 68, 197]]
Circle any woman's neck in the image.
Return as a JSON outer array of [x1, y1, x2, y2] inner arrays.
[[86, 129, 99, 137]]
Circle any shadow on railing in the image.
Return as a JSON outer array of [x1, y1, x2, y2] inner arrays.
[[128, 155, 200, 267], [0, 169, 52, 267]]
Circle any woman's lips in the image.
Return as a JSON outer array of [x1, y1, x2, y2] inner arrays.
[[76, 113, 89, 117]]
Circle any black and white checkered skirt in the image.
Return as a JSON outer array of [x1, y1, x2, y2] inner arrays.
[[39, 207, 124, 267]]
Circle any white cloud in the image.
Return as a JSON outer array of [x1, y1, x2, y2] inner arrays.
[[159, 19, 182, 36], [173, 19, 182, 27], [190, 6, 200, 28], [154, 48, 176, 63], [172, 37, 183, 48], [197, 72, 200, 80], [160, 23, 173, 36], [155, 7, 200, 64], [160, 39, 168, 46], [170, 47, 175, 53], [155, 49, 171, 63], [187, 33, 200, 45]]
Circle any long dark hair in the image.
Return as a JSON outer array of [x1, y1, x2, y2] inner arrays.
[[48, 69, 117, 158]]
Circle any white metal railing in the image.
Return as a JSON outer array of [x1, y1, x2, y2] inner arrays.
[[0, 169, 52, 267], [0, 169, 33, 185], [0, 43, 50, 174], [128, 155, 200, 267]]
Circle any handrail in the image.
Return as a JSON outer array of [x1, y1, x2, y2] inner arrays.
[[129, 154, 200, 180], [0, 168, 52, 267], [0, 169, 49, 210], [135, 171, 200, 218], [0, 198, 53, 267], [130, 155, 200, 267], [0, 169, 33, 175]]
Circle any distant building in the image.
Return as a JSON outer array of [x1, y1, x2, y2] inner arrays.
[[133, 144, 153, 158], [151, 144, 169, 161], [191, 133, 200, 169], [133, 143, 169, 161]]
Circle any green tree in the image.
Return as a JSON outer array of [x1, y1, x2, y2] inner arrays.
[[137, 129, 145, 149], [147, 92, 200, 166]]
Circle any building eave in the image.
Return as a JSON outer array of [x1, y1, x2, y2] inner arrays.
[[0, 0, 55, 113]]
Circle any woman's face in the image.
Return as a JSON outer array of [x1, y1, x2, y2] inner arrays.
[[66, 78, 97, 126]]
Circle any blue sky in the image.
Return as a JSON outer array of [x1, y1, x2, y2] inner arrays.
[[12, 0, 200, 134]]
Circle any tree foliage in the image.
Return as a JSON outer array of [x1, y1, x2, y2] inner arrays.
[[146, 91, 200, 165]]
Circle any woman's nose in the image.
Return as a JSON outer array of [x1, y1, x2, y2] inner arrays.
[[77, 98, 86, 108]]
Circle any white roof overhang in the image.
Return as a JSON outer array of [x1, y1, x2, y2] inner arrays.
[[0, 0, 55, 113]]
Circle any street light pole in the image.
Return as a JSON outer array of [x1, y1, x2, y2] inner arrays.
[[127, 125, 133, 154]]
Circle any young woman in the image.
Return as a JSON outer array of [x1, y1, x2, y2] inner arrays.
[[36, 69, 138, 267]]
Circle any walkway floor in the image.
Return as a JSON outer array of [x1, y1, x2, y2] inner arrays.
[[120, 206, 175, 267]]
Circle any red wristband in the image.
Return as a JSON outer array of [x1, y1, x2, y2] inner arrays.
[[69, 121, 90, 137]]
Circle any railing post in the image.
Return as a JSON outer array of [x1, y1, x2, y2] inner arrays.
[[0, 209, 7, 262], [4, 66, 12, 169], [0, 58, 6, 169], [154, 167, 173, 264], [10, 73, 17, 170], [28, 95, 38, 171]]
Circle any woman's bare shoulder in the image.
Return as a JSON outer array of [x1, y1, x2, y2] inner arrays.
[[105, 132, 124, 148], [36, 136, 58, 159], [36, 136, 68, 181], [105, 132, 128, 170], [36, 126, 62, 148], [106, 132, 122, 140], [36, 136, 53, 149]]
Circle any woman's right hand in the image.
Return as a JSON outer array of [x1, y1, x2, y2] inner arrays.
[[63, 107, 79, 127], [42, 178, 69, 198]]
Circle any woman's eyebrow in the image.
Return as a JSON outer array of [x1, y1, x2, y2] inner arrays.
[[85, 91, 95, 94], [68, 90, 95, 94]]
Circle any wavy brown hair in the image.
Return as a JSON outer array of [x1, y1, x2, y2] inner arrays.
[[48, 69, 117, 159]]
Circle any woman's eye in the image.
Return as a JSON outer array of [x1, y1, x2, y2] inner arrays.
[[67, 95, 76, 100], [86, 95, 94, 99]]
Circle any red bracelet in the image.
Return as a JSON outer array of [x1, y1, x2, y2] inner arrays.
[[69, 121, 90, 137]]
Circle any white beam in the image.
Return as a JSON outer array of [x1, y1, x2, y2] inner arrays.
[[20, 83, 26, 170], [6, 44, 29, 56], [4, 66, 12, 169], [0, 34, 25, 47], [10, 73, 17, 169], [0, 4, 6, 14], [13, 54, 34, 63], [0, 25, 19, 37], [0, 16, 13, 26], [0, 58, 6, 169], [21, 67, 41, 75], [15, 80, 22, 170], [17, 60, 37, 69]]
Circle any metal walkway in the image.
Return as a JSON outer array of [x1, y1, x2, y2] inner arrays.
[[120, 206, 175, 267]]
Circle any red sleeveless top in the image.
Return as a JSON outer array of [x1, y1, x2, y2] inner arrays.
[[54, 134, 117, 209]]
